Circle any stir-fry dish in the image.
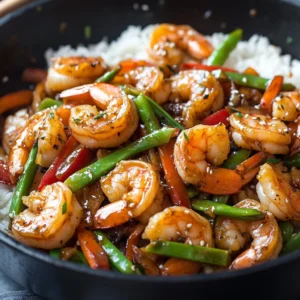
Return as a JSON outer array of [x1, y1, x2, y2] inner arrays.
[[1, 24, 300, 276]]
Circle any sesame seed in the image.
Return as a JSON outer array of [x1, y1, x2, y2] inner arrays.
[[245, 114, 249, 118], [187, 223, 192, 229], [209, 169, 213, 175], [285, 112, 289, 116], [131, 265, 136, 271], [141, 4, 149, 11], [159, 264, 164, 269], [2, 76, 9, 83], [128, 211, 133, 217], [204, 10, 212, 19], [242, 77, 247, 83], [184, 210, 190, 214], [129, 203, 135, 208], [188, 240, 193, 245], [200, 240, 205, 246], [176, 231, 181, 235]]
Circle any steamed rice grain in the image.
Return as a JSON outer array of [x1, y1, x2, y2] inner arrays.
[[45, 24, 300, 87]]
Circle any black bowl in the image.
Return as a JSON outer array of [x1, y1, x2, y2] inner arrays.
[[1, 0, 300, 299]]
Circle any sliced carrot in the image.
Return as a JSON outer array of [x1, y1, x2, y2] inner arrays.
[[0, 90, 32, 115], [158, 138, 191, 208], [132, 246, 160, 276], [125, 224, 145, 262], [161, 258, 201, 276], [77, 226, 110, 270], [94, 200, 131, 229], [260, 75, 283, 111]]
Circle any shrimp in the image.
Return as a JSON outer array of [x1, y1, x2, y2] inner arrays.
[[272, 92, 300, 122], [94, 160, 160, 229], [230, 112, 291, 154], [68, 83, 138, 148], [45, 56, 106, 95], [113, 65, 171, 105], [215, 199, 282, 269], [12, 182, 83, 249], [143, 206, 213, 247], [8, 109, 67, 182], [2, 109, 29, 154], [148, 24, 213, 65], [174, 124, 264, 194], [256, 163, 300, 221], [32, 81, 47, 113], [136, 185, 170, 225], [169, 70, 224, 128]]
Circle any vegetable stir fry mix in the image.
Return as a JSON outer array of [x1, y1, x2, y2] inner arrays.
[[2, 24, 300, 276]]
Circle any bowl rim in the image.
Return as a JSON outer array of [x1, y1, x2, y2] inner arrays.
[[1, 0, 300, 284], [1, 228, 300, 283]]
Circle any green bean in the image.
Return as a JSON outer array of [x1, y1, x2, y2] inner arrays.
[[281, 233, 300, 254], [284, 153, 300, 169], [121, 85, 185, 131], [95, 66, 121, 83], [212, 195, 229, 204], [225, 72, 295, 91], [222, 149, 251, 170], [207, 29, 243, 66], [279, 221, 293, 244], [187, 186, 199, 199], [9, 144, 38, 218], [134, 94, 160, 132], [50, 249, 61, 259], [192, 200, 265, 220], [38, 98, 63, 111], [95, 231, 138, 274], [50, 249, 88, 265], [145, 241, 229, 266], [65, 127, 176, 192]]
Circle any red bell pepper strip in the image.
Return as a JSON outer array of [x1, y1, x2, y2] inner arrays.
[[158, 138, 191, 208], [260, 75, 283, 111], [0, 160, 13, 185], [77, 226, 110, 270], [56, 145, 93, 182], [180, 62, 237, 73], [202, 108, 230, 126], [38, 136, 93, 190]]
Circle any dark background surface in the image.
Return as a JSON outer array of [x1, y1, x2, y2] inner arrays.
[[1, 0, 300, 299]]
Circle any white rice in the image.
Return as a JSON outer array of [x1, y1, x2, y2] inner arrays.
[[45, 24, 300, 87], [0, 184, 15, 230]]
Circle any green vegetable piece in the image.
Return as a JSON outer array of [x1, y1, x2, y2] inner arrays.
[[65, 127, 176, 192], [50, 248, 61, 259], [192, 200, 265, 220], [266, 158, 281, 164], [84, 25, 91, 39], [279, 221, 293, 244], [281, 233, 300, 254], [95, 66, 121, 83], [225, 72, 295, 91], [207, 29, 243, 66], [134, 94, 160, 133], [284, 153, 300, 169], [93, 112, 107, 120], [145, 241, 229, 266], [212, 195, 229, 204], [121, 85, 185, 131], [62, 202, 67, 215], [95, 231, 138, 274], [187, 186, 199, 199], [9, 144, 39, 218], [222, 149, 251, 170], [38, 98, 63, 111]]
